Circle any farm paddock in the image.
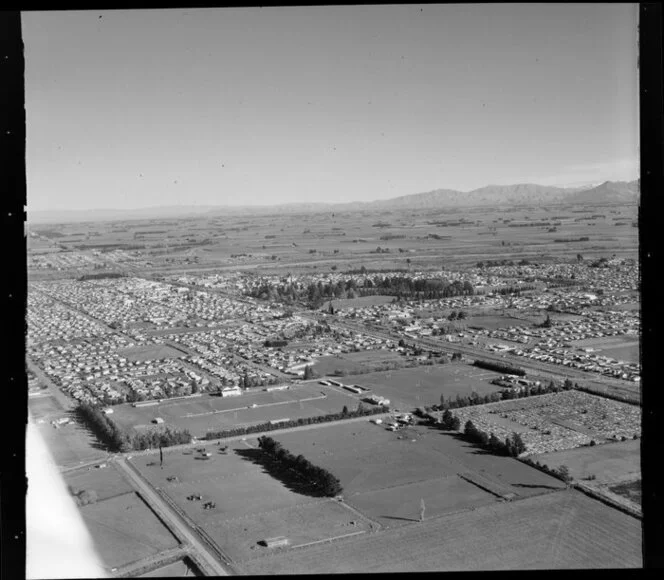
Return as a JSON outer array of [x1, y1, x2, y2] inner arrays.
[[129, 441, 369, 565], [238, 489, 642, 574], [79, 492, 179, 569], [530, 439, 640, 485]]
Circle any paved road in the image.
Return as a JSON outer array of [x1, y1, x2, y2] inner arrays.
[[114, 457, 231, 576]]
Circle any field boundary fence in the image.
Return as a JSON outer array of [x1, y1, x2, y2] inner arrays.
[[573, 482, 642, 520]]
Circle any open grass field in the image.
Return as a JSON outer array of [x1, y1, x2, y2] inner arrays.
[[64, 462, 134, 502], [464, 315, 535, 330], [313, 350, 408, 376], [271, 421, 566, 524], [130, 441, 368, 564], [238, 489, 642, 573], [349, 475, 495, 528], [340, 363, 503, 409], [110, 384, 359, 436], [80, 492, 180, 569], [117, 343, 188, 361], [530, 439, 640, 485], [608, 479, 641, 506], [36, 417, 108, 469], [28, 393, 66, 420], [571, 336, 640, 364], [324, 295, 396, 310]]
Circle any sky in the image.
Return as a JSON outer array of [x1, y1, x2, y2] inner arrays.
[[22, 4, 639, 212]]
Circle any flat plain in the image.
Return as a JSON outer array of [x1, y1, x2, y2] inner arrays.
[[80, 492, 180, 569], [239, 489, 642, 573]]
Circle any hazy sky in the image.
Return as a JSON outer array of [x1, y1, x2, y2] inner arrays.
[[23, 4, 639, 211]]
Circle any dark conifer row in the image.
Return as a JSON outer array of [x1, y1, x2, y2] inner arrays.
[[257, 436, 342, 497]]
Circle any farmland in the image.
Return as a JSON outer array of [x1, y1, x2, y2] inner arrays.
[[240, 489, 642, 573], [78, 491, 180, 569], [530, 439, 641, 485], [129, 440, 372, 564]]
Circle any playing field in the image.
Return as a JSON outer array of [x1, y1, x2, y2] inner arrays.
[[110, 384, 359, 436], [571, 336, 640, 364], [342, 363, 502, 410], [238, 489, 642, 573], [530, 439, 641, 485], [118, 344, 188, 361], [313, 350, 407, 376], [80, 492, 180, 569]]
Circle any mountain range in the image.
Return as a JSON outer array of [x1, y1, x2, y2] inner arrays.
[[28, 179, 639, 224]]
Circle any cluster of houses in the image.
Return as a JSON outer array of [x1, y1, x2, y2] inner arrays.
[[28, 292, 111, 345]]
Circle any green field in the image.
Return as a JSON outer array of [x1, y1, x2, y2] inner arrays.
[[238, 489, 642, 573], [80, 492, 180, 569], [338, 363, 503, 410], [130, 441, 368, 564], [36, 417, 108, 469], [118, 344, 188, 361], [65, 463, 134, 502], [530, 439, 640, 485], [110, 384, 359, 437]]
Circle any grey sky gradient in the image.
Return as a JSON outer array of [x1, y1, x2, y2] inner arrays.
[[23, 4, 639, 211]]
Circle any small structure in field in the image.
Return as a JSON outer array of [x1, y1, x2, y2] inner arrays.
[[260, 536, 290, 548], [152, 417, 164, 424]]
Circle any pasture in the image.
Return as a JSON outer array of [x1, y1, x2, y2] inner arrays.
[[110, 384, 359, 436], [64, 463, 134, 502], [239, 489, 642, 573], [37, 417, 108, 469], [344, 363, 503, 409], [530, 439, 640, 485], [130, 441, 368, 564], [80, 492, 180, 569], [270, 421, 566, 525]]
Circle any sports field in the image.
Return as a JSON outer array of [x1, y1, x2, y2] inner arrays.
[[118, 344, 188, 362], [571, 336, 640, 364], [80, 492, 180, 569], [110, 384, 359, 436], [239, 489, 642, 573], [530, 439, 640, 485], [344, 363, 502, 409], [313, 350, 406, 376]]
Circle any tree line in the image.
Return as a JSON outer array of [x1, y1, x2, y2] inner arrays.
[[257, 436, 342, 497], [205, 403, 386, 441], [472, 359, 526, 376], [76, 403, 192, 451], [247, 275, 475, 307]]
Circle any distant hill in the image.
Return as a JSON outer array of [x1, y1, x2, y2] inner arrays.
[[563, 180, 640, 204], [28, 179, 639, 223]]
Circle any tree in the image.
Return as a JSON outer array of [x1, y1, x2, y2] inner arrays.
[[342, 405, 349, 416], [563, 378, 573, 390], [448, 311, 458, 321], [464, 420, 478, 438], [557, 464, 572, 483], [488, 432, 502, 453], [441, 409, 454, 430], [577, 253, 583, 262], [450, 416, 461, 430], [509, 432, 527, 456]]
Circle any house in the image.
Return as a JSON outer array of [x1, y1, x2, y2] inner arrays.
[[221, 386, 242, 397], [152, 417, 165, 424]]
